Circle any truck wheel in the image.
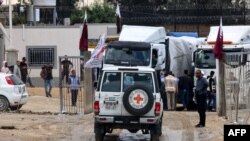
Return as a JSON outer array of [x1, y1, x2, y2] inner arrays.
[[0, 96, 9, 111], [95, 133, 104, 141], [150, 133, 160, 141], [123, 85, 154, 116]]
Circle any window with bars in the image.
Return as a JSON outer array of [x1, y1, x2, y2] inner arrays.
[[27, 46, 57, 67]]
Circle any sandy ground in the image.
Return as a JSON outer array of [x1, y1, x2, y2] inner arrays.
[[0, 87, 228, 141]]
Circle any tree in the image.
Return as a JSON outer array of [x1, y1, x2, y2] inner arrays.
[[70, 2, 115, 24]]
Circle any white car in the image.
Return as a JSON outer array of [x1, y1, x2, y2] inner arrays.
[[0, 73, 29, 111]]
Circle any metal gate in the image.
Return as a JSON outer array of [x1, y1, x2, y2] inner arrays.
[[224, 52, 250, 124], [59, 56, 85, 114]]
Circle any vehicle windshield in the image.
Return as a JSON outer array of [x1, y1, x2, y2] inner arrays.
[[100, 72, 153, 92], [104, 47, 150, 66], [194, 50, 216, 69], [123, 72, 153, 92]]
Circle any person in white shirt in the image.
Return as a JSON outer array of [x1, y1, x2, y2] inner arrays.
[[164, 71, 178, 110], [1, 61, 10, 74]]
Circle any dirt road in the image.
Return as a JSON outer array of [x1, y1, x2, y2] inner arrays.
[[0, 88, 225, 141]]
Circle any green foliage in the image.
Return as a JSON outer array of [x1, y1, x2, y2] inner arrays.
[[70, 2, 115, 24], [13, 15, 26, 25]]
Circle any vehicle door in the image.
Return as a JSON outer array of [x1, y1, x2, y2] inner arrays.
[[99, 71, 122, 115]]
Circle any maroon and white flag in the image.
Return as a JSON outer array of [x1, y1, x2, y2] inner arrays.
[[116, 3, 121, 34], [213, 17, 223, 60], [0, 0, 3, 5], [85, 33, 107, 68], [79, 11, 88, 52]]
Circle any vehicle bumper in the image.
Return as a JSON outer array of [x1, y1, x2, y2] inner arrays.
[[8, 93, 29, 106], [95, 116, 160, 125]]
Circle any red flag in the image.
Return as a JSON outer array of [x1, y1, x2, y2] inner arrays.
[[213, 17, 223, 60], [116, 3, 121, 34], [79, 11, 88, 52]]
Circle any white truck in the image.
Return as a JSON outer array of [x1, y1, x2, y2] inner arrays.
[[193, 26, 250, 77], [104, 25, 199, 77]]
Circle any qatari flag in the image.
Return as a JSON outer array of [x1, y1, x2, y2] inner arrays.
[[116, 3, 121, 34], [79, 11, 88, 52], [213, 17, 223, 60], [0, 0, 3, 5]]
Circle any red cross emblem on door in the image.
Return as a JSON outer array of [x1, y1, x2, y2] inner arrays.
[[134, 94, 144, 104]]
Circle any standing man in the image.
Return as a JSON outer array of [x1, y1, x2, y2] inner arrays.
[[40, 65, 53, 97], [207, 71, 216, 111], [61, 55, 73, 83], [20, 57, 34, 87], [68, 69, 80, 106], [179, 70, 193, 111], [195, 69, 208, 128], [13, 60, 21, 79], [164, 71, 178, 111]]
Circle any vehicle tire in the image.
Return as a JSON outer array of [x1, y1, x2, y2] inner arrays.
[[95, 133, 104, 141], [150, 133, 160, 141], [123, 85, 154, 116], [10, 105, 23, 111], [0, 96, 9, 111], [128, 129, 138, 133]]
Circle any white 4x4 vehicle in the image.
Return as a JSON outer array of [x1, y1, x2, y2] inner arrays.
[[0, 73, 29, 111], [94, 66, 163, 141]]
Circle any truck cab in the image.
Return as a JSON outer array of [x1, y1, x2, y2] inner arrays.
[[193, 26, 250, 77], [103, 25, 167, 70]]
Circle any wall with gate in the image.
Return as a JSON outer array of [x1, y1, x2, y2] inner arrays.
[[3, 24, 115, 86]]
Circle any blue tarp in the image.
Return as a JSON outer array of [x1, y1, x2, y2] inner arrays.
[[167, 32, 198, 38]]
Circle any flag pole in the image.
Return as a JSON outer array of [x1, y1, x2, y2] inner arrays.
[[216, 17, 226, 117], [9, 0, 12, 49]]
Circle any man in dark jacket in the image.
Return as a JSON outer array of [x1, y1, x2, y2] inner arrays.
[[40, 65, 53, 97], [195, 69, 208, 128], [179, 70, 193, 111], [20, 57, 34, 87]]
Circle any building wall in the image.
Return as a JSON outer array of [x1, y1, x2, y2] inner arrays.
[[3, 23, 115, 86]]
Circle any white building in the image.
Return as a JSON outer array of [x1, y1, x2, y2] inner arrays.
[[1, 23, 115, 86]]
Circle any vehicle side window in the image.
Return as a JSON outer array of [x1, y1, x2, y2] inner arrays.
[[101, 72, 121, 92]]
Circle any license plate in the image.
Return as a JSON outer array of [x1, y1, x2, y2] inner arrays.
[[105, 101, 117, 109]]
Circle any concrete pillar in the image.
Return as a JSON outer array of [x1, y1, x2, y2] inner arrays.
[[84, 51, 94, 114]]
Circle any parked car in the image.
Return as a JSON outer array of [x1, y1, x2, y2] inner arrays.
[[0, 73, 29, 111]]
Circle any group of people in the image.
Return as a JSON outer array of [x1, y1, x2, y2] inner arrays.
[[159, 69, 217, 128], [39, 55, 80, 106], [1, 57, 34, 87]]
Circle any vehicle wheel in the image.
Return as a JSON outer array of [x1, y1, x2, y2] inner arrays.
[[128, 129, 138, 133], [123, 85, 154, 116], [10, 105, 23, 111], [0, 96, 9, 111], [150, 133, 160, 141], [159, 120, 162, 136], [95, 133, 105, 141]]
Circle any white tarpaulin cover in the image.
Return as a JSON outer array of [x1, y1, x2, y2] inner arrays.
[[168, 36, 205, 77], [119, 25, 166, 43]]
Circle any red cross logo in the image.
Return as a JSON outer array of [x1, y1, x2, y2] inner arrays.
[[134, 94, 144, 104]]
